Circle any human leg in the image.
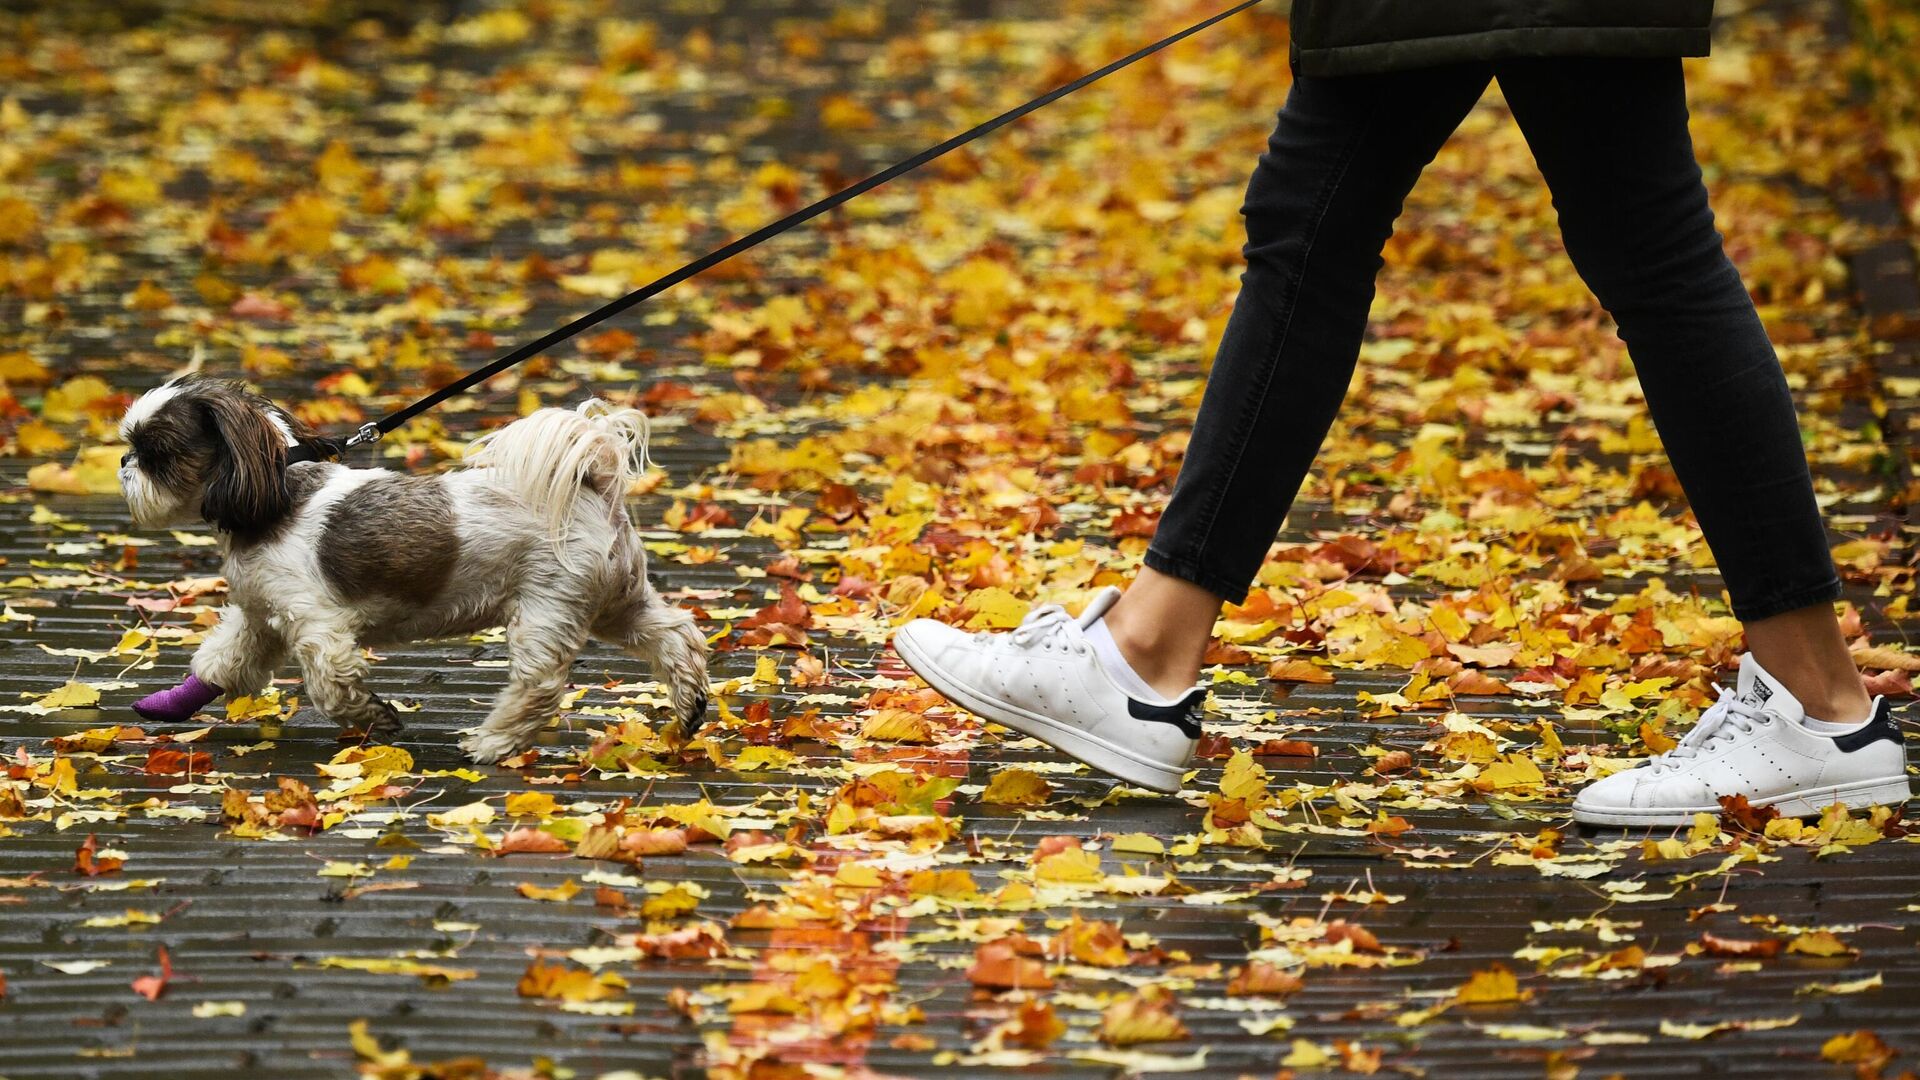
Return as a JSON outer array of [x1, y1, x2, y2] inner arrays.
[[1498, 56, 1868, 723], [1112, 63, 1494, 696]]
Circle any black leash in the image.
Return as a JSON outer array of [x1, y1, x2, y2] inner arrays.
[[307, 0, 1267, 461]]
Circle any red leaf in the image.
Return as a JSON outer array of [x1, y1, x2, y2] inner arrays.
[[144, 747, 214, 776], [131, 945, 171, 1001]]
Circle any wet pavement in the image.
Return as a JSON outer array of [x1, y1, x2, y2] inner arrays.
[[1, 1, 1918, 1078]]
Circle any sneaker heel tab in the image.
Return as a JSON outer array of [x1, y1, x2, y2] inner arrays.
[[1833, 695, 1905, 753]]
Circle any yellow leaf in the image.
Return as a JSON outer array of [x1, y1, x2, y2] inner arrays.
[[517, 879, 581, 903], [861, 708, 934, 743], [0, 350, 51, 383], [1454, 963, 1532, 1004], [1220, 750, 1271, 804], [348, 1019, 411, 1069], [1282, 1040, 1333, 1067], [958, 587, 1029, 630], [1473, 754, 1545, 793], [981, 767, 1052, 807], [1786, 931, 1856, 958], [41, 376, 113, 423], [37, 681, 101, 710], [1034, 847, 1104, 884], [427, 801, 496, 827], [11, 421, 68, 456], [505, 791, 558, 817]]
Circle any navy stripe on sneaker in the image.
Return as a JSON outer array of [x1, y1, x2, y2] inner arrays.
[[1127, 687, 1206, 739], [1833, 697, 1903, 753]]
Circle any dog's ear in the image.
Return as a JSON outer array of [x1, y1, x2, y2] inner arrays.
[[197, 387, 290, 537]]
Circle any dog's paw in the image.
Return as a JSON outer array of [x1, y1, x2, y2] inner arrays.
[[366, 699, 406, 741], [659, 688, 708, 748], [460, 729, 526, 765]]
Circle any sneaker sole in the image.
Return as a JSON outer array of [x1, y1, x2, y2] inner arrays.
[[891, 629, 1188, 795], [1572, 775, 1912, 828]]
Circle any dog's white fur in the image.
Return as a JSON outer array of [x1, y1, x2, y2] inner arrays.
[[119, 376, 710, 762]]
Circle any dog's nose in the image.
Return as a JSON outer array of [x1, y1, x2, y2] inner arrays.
[[120, 453, 132, 468]]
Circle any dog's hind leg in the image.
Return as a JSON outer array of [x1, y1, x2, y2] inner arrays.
[[592, 575, 710, 744], [460, 599, 590, 765], [288, 610, 403, 740]]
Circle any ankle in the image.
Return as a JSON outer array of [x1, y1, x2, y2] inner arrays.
[[1801, 687, 1875, 726], [1101, 611, 1204, 697]]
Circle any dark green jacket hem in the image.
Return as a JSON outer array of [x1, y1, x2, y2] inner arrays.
[[1292, 26, 1711, 77]]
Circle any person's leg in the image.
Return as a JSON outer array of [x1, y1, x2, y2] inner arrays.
[[1104, 63, 1494, 698], [1497, 57, 1870, 724]]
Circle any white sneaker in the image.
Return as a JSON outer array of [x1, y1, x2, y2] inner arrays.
[[890, 585, 1202, 794], [1572, 653, 1910, 827]]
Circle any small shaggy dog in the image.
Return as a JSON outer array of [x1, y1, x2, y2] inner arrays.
[[116, 374, 710, 762]]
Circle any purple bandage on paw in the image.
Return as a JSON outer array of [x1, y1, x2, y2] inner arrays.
[[131, 674, 223, 724]]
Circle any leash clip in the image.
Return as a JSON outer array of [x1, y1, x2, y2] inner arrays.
[[344, 422, 383, 449]]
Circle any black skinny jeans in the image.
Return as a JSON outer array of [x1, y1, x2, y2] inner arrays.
[[1142, 57, 1842, 624]]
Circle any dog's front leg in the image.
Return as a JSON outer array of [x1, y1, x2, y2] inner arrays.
[[190, 604, 286, 698], [591, 579, 710, 744], [288, 611, 402, 740], [460, 605, 588, 765]]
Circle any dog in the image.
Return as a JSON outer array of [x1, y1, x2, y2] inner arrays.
[[116, 373, 710, 762]]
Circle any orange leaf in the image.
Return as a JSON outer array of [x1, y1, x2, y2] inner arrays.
[[1267, 658, 1333, 684], [495, 827, 571, 855], [131, 945, 171, 1001], [1099, 986, 1188, 1045], [967, 939, 1053, 990], [1227, 960, 1304, 996]]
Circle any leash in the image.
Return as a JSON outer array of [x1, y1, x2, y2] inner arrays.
[[293, 0, 1267, 465]]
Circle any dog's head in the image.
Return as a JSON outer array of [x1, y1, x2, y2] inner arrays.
[[118, 374, 306, 538]]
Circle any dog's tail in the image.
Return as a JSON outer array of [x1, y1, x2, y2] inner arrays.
[[462, 399, 657, 538]]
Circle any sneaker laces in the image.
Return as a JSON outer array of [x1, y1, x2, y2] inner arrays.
[[979, 602, 1090, 656], [1647, 683, 1767, 774]]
